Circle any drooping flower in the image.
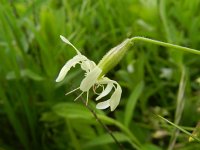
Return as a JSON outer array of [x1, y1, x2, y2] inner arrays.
[[56, 35, 132, 111]]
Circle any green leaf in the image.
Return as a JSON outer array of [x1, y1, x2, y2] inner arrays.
[[141, 143, 162, 150], [53, 102, 93, 120], [83, 132, 131, 148], [6, 69, 43, 81], [124, 81, 144, 127]]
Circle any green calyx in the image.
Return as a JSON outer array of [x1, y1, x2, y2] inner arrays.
[[97, 38, 133, 77]]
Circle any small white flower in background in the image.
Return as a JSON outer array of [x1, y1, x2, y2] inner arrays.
[[159, 68, 172, 80], [56, 35, 132, 111], [196, 77, 200, 84], [127, 61, 135, 73]]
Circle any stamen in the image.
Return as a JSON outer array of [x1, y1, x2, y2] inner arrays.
[[74, 91, 84, 101], [93, 85, 98, 94], [93, 84, 105, 95], [65, 87, 80, 96]]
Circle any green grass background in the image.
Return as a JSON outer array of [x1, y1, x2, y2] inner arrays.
[[0, 0, 200, 149]]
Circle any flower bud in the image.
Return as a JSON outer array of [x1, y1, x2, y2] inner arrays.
[[97, 39, 133, 76]]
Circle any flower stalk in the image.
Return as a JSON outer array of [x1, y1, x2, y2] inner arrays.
[[130, 36, 200, 55]]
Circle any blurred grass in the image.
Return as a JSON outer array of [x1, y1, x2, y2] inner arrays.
[[0, 0, 200, 149]]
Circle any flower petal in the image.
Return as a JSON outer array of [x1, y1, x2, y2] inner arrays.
[[56, 55, 87, 82], [96, 100, 110, 109], [96, 82, 113, 101], [97, 77, 112, 84], [109, 82, 122, 111], [81, 60, 96, 72], [60, 35, 81, 54], [80, 67, 102, 91]]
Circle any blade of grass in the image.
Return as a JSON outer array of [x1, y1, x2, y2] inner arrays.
[[124, 80, 144, 127], [156, 115, 200, 143], [168, 66, 187, 150], [66, 120, 81, 150], [0, 88, 29, 150]]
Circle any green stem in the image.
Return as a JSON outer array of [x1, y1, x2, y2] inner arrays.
[[130, 37, 200, 55]]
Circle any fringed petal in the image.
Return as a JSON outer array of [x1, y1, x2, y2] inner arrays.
[[60, 35, 81, 55], [81, 60, 96, 72], [56, 55, 87, 82]]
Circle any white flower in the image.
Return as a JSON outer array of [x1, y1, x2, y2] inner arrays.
[[159, 68, 172, 80], [196, 77, 200, 85], [56, 35, 122, 111]]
